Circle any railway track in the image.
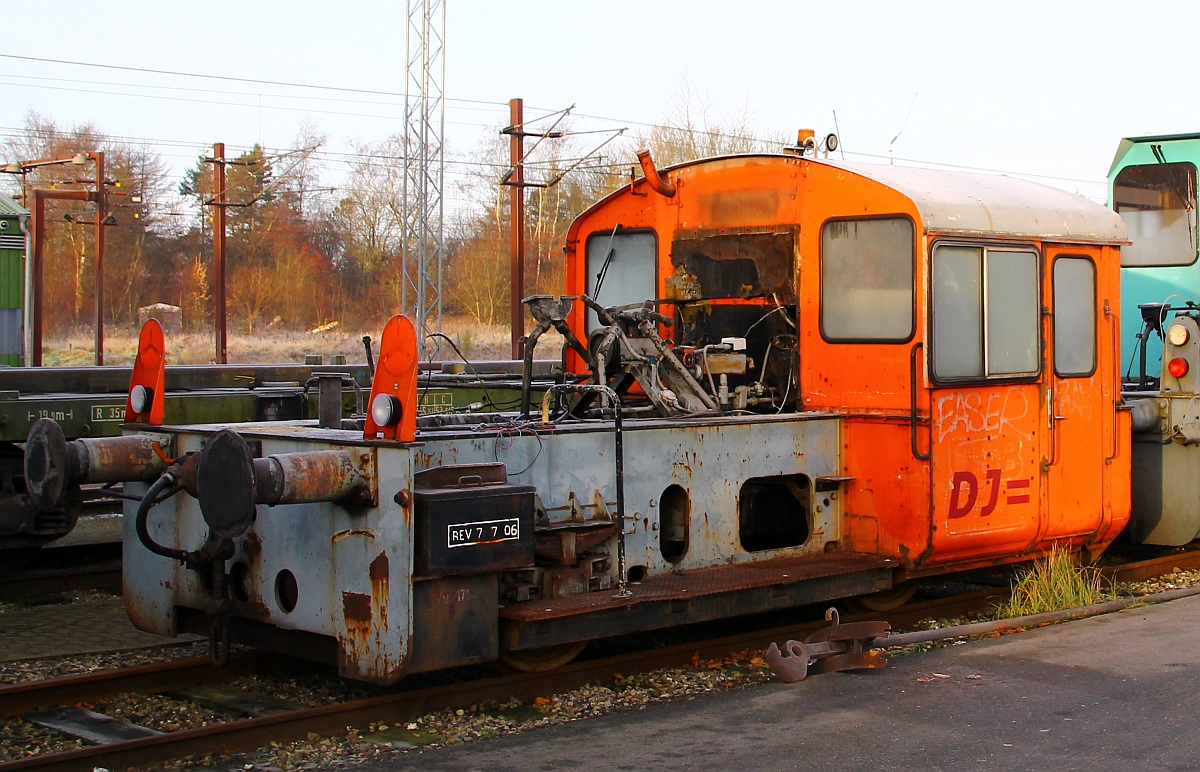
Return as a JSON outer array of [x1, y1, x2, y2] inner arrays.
[[0, 542, 122, 602], [2, 549, 1196, 771], [0, 589, 1002, 771]]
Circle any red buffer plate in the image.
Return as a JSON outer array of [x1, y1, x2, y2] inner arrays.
[[126, 318, 166, 424], [364, 315, 419, 442]]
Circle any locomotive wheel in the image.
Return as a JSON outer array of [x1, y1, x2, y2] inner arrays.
[[499, 642, 588, 673], [844, 580, 918, 613]]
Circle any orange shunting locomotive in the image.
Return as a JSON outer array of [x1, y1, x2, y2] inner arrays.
[[25, 138, 1130, 683]]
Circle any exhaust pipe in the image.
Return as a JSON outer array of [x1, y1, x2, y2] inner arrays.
[[636, 149, 676, 198]]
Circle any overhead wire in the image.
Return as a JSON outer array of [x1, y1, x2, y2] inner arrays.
[[0, 54, 1108, 196], [0, 54, 507, 107]]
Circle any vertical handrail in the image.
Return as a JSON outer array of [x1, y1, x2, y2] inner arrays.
[[1044, 386, 1059, 470], [910, 342, 931, 461], [1105, 300, 1122, 464]]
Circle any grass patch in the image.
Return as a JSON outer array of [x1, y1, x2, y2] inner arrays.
[[996, 547, 1115, 618]]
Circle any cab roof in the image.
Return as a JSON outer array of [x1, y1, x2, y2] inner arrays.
[[820, 159, 1127, 244], [0, 192, 27, 217], [1108, 132, 1200, 177], [580, 154, 1127, 246]]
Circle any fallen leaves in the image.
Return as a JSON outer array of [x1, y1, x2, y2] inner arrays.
[[916, 672, 983, 683]]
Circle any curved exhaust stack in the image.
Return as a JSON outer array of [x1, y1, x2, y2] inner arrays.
[[636, 149, 676, 198]]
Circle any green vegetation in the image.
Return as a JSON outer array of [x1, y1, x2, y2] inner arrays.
[[997, 547, 1115, 618]]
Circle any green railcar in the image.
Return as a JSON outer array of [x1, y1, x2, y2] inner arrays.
[[0, 194, 27, 367]]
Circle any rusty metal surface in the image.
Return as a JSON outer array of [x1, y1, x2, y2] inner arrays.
[[806, 649, 888, 676], [123, 412, 846, 682], [78, 434, 168, 484], [766, 607, 891, 681], [270, 449, 374, 505], [501, 553, 895, 622], [123, 435, 414, 682], [766, 640, 838, 682], [669, 228, 796, 303], [636, 149, 676, 198], [408, 574, 499, 673], [413, 462, 508, 488], [413, 483, 535, 577]]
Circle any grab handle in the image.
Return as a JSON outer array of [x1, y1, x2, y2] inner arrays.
[[911, 342, 930, 461]]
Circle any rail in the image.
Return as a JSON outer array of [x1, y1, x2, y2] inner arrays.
[[1, 550, 1197, 769]]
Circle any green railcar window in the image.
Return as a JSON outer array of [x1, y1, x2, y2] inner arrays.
[[1114, 162, 1198, 267]]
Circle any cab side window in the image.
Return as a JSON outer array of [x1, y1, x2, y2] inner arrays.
[[820, 217, 915, 342], [1052, 256, 1097, 377], [1113, 162, 1197, 267], [932, 244, 1040, 381]]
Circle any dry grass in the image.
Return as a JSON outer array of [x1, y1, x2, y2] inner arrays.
[[42, 318, 531, 366], [996, 546, 1115, 618]]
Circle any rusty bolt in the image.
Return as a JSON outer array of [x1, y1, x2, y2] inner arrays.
[[394, 489, 412, 507]]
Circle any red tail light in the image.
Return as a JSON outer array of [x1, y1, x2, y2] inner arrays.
[[1169, 357, 1190, 378]]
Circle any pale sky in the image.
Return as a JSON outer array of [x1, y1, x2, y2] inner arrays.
[[2, 0, 1195, 212]]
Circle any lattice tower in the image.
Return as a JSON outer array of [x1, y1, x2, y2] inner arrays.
[[402, 0, 446, 353]]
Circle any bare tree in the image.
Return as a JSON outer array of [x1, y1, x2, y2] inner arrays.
[[333, 136, 407, 309], [633, 74, 784, 166]]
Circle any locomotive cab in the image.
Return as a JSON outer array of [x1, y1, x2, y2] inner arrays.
[[566, 152, 1130, 573]]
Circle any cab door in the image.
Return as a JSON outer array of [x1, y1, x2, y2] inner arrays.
[[927, 243, 1045, 563], [1043, 249, 1109, 541]]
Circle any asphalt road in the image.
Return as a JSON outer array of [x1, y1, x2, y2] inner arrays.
[[368, 595, 1200, 771]]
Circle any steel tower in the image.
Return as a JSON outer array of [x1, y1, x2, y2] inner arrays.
[[403, 0, 445, 354]]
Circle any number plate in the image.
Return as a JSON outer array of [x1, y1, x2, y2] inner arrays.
[[446, 518, 521, 548]]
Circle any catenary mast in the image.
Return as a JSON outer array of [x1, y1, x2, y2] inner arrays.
[[402, 0, 446, 356]]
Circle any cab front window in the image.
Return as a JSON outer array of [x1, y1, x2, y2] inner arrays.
[[585, 229, 656, 332], [1114, 161, 1197, 267]]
